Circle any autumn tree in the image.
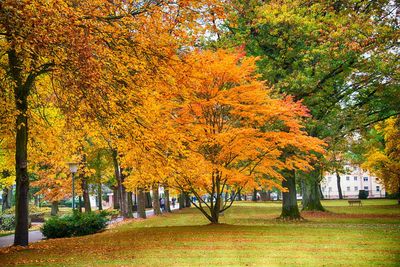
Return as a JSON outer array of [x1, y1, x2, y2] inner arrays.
[[1, 0, 228, 245], [169, 50, 324, 223], [361, 116, 400, 204]]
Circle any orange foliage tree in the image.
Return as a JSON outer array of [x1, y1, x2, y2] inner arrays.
[[168, 50, 325, 223]]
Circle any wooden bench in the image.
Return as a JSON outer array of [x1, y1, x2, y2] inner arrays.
[[348, 200, 362, 206]]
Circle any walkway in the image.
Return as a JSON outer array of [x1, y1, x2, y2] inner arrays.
[[0, 205, 181, 248]]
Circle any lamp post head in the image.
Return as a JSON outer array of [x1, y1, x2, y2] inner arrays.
[[68, 162, 78, 174]]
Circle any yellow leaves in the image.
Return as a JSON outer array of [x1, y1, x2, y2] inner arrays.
[[167, 48, 326, 194], [362, 116, 400, 193]]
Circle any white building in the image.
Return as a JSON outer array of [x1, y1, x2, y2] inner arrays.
[[321, 165, 385, 199]]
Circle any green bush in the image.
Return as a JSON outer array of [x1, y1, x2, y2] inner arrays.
[[98, 209, 119, 219], [0, 214, 15, 231], [41, 212, 107, 239], [358, 190, 369, 199]]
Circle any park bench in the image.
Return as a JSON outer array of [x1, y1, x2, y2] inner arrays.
[[348, 200, 362, 206]]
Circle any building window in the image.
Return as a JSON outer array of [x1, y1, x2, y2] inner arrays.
[[346, 176, 350, 181], [346, 186, 350, 191], [363, 177, 368, 181], [376, 186, 380, 192], [355, 186, 358, 191], [354, 176, 357, 181], [364, 186, 369, 190], [329, 187, 332, 192]]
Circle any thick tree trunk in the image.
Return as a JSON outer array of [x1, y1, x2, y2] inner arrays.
[[137, 188, 146, 219], [2, 187, 10, 212], [237, 190, 242, 201], [98, 183, 102, 210], [9, 48, 51, 246], [151, 185, 162, 215], [126, 192, 133, 218], [279, 170, 302, 220], [252, 188, 257, 201], [179, 191, 185, 209], [51, 201, 59, 216], [81, 178, 91, 213], [185, 193, 191, 207], [302, 168, 325, 211], [164, 187, 172, 212], [335, 170, 343, 199], [113, 187, 120, 210], [13, 63, 30, 246]]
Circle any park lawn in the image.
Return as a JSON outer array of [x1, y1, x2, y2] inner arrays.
[[0, 199, 399, 266]]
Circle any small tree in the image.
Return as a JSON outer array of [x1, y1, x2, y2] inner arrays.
[[172, 50, 325, 223]]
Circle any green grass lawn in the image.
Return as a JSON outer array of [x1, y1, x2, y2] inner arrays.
[[0, 199, 399, 266]]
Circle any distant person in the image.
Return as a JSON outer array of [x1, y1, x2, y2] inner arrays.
[[171, 197, 176, 208]]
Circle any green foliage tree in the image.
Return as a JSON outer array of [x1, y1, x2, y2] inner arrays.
[[217, 0, 399, 213]]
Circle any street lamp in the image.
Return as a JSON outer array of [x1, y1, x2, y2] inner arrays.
[[68, 162, 78, 210]]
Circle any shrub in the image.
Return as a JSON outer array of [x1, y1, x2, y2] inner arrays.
[[358, 190, 369, 199], [41, 212, 107, 239], [98, 209, 119, 219], [0, 214, 15, 231]]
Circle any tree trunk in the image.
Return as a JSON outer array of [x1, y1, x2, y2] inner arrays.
[[260, 190, 268, 201], [302, 168, 325, 211], [237, 190, 242, 201], [112, 149, 127, 215], [301, 178, 308, 207], [9, 47, 50, 246], [113, 187, 120, 210], [137, 188, 146, 219], [179, 191, 185, 209], [2, 187, 10, 212], [164, 187, 172, 212], [13, 63, 30, 246], [319, 184, 324, 200], [279, 170, 302, 220], [81, 178, 91, 213], [78, 196, 83, 213], [335, 170, 343, 199], [126, 192, 133, 218], [152, 185, 162, 215], [51, 201, 59, 216], [185, 193, 191, 207], [34, 195, 39, 206], [145, 192, 152, 208], [397, 186, 400, 205], [252, 188, 257, 201], [98, 183, 102, 210]]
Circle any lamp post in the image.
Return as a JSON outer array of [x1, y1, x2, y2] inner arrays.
[[68, 163, 78, 210]]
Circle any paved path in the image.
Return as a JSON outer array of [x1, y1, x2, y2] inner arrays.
[[0, 204, 181, 248]]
